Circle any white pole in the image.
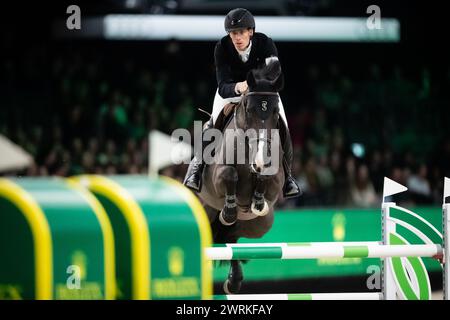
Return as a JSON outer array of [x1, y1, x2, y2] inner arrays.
[[443, 177, 449, 300], [382, 202, 397, 300], [205, 244, 442, 260], [381, 177, 409, 300], [220, 241, 380, 247], [219, 292, 382, 300], [444, 201, 449, 300]]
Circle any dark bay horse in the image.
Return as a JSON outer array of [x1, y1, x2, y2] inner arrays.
[[198, 60, 285, 294]]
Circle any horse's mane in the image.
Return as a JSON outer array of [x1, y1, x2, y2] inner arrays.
[[247, 58, 284, 92]]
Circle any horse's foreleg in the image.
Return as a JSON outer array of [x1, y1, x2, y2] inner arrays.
[[219, 165, 238, 226], [251, 175, 269, 216]]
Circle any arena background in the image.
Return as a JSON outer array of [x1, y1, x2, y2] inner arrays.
[[1, 0, 449, 299]]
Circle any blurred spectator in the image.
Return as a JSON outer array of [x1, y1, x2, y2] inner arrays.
[[349, 164, 378, 208], [2, 40, 449, 210], [407, 164, 433, 204]]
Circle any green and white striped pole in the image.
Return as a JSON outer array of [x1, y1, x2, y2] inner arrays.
[[205, 177, 449, 300], [205, 242, 442, 261], [215, 292, 382, 300]]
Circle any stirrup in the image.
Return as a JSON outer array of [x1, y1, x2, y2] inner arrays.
[[183, 172, 203, 192], [282, 176, 301, 198], [183, 159, 204, 192]]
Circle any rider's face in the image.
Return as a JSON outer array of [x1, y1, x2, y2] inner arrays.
[[229, 28, 253, 51]]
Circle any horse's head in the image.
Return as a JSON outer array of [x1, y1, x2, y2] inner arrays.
[[239, 58, 284, 131], [236, 59, 284, 174]]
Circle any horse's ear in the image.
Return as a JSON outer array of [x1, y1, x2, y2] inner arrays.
[[247, 70, 257, 90], [273, 73, 284, 92], [265, 58, 282, 81], [265, 58, 283, 91]]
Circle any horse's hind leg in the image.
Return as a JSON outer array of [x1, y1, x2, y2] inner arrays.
[[224, 260, 243, 294], [218, 165, 238, 226], [209, 218, 243, 294]]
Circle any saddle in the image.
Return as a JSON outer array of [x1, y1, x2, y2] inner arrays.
[[214, 103, 238, 132]]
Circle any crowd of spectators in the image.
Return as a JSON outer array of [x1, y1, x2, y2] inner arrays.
[[1, 40, 449, 209]]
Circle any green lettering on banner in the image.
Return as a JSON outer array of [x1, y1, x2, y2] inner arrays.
[[152, 278, 200, 298], [317, 258, 362, 266], [55, 282, 103, 300]]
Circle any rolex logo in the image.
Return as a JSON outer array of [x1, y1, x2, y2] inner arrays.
[[168, 247, 184, 276], [332, 212, 346, 241], [71, 250, 87, 280]]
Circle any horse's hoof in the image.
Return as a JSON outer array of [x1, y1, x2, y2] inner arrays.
[[223, 279, 241, 294], [251, 200, 269, 216], [223, 279, 232, 294], [219, 209, 237, 226]]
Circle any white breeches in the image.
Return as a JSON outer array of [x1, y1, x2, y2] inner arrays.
[[212, 89, 288, 129]]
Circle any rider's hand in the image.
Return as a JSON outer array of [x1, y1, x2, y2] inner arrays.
[[235, 81, 248, 95]]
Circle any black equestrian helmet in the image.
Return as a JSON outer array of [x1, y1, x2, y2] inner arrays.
[[224, 8, 255, 32]]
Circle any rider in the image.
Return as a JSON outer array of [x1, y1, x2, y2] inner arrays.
[[183, 8, 301, 198]]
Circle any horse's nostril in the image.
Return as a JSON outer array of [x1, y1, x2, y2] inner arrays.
[[251, 164, 261, 173]]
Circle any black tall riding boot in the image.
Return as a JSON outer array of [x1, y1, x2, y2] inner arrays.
[[279, 120, 302, 198], [183, 117, 214, 192]]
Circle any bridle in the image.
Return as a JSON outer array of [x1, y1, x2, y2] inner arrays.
[[243, 91, 279, 102], [232, 91, 280, 173], [233, 91, 280, 130]]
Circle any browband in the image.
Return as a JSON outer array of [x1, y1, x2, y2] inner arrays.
[[245, 92, 279, 96]]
